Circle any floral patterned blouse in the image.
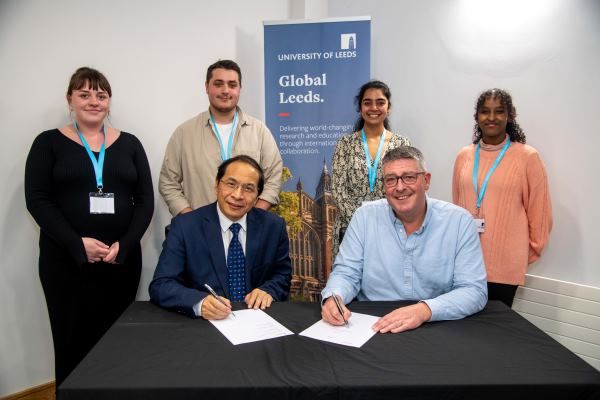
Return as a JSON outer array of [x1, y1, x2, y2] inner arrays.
[[331, 131, 410, 263]]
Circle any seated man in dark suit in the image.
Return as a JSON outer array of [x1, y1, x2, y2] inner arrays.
[[149, 155, 291, 319]]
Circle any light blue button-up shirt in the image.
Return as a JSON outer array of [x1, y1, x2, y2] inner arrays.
[[322, 197, 487, 321]]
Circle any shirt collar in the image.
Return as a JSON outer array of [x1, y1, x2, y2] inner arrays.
[[386, 195, 432, 235], [216, 204, 247, 234], [204, 106, 246, 127]]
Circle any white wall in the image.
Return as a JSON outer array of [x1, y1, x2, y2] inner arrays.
[[0, 0, 291, 395], [1, 0, 598, 395], [329, 0, 600, 285]]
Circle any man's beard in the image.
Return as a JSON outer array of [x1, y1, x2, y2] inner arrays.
[[211, 101, 236, 115]]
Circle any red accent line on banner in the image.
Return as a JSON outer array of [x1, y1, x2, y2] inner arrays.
[[278, 112, 290, 117]]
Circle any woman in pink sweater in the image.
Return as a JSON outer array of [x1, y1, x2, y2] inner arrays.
[[453, 89, 552, 307]]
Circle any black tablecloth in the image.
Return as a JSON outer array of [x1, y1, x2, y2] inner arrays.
[[59, 301, 600, 400]]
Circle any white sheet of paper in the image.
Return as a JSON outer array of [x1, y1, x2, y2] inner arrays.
[[209, 309, 294, 345], [299, 312, 379, 348]]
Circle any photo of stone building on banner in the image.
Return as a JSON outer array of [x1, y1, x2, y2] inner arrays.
[[272, 162, 337, 302]]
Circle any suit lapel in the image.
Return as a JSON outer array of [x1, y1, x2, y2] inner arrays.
[[204, 204, 229, 297]]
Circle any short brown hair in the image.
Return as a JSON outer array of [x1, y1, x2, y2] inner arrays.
[[206, 60, 242, 87], [67, 67, 112, 97]]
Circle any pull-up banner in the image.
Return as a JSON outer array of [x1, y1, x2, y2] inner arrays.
[[264, 17, 371, 196], [264, 17, 370, 301]]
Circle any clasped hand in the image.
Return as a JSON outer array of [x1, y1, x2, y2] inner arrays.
[[82, 237, 119, 264]]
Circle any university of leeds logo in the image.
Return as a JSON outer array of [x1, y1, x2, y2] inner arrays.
[[340, 33, 356, 50]]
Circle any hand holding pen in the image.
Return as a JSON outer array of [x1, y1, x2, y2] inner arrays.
[[321, 293, 351, 327], [202, 284, 235, 320]]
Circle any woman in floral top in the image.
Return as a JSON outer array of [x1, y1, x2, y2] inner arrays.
[[331, 80, 410, 263]]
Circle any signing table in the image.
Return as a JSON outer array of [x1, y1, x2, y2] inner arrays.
[[58, 301, 600, 400]]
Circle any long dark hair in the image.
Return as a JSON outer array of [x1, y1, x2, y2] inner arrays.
[[472, 88, 526, 144], [353, 80, 392, 132]]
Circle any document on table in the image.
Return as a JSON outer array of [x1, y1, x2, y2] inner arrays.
[[209, 309, 293, 345], [299, 312, 379, 348]]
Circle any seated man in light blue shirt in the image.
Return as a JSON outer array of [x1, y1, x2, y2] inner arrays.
[[322, 146, 487, 333]]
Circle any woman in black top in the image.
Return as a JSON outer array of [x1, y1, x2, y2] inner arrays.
[[25, 67, 154, 386]]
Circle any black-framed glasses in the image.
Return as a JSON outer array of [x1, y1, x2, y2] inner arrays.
[[383, 172, 426, 187], [220, 179, 257, 194]]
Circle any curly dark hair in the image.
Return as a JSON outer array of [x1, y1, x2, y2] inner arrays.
[[353, 80, 392, 132], [472, 88, 526, 144]]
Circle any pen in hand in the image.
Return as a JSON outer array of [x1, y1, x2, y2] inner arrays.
[[204, 283, 236, 317], [332, 293, 349, 327]]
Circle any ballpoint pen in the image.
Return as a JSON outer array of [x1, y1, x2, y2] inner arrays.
[[332, 293, 349, 327], [204, 283, 236, 317]]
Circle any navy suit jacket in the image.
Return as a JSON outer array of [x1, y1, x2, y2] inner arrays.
[[149, 203, 292, 317]]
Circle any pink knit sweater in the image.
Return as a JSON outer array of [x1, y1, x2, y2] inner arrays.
[[452, 136, 553, 285]]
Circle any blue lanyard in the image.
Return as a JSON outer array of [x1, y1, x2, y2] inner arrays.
[[74, 121, 106, 191], [472, 138, 511, 210], [361, 128, 386, 192], [210, 111, 238, 161]]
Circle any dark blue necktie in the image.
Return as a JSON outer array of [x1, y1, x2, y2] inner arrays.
[[227, 223, 246, 301]]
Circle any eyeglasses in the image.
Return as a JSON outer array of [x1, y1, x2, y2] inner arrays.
[[383, 172, 425, 187], [220, 179, 257, 194]]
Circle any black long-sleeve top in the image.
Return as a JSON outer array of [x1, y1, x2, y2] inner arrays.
[[25, 129, 154, 265]]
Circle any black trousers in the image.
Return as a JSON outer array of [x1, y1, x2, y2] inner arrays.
[[487, 282, 518, 308], [39, 246, 141, 387]]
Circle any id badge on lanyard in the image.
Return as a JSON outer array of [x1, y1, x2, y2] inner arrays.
[[472, 138, 510, 234], [90, 191, 115, 214], [473, 208, 485, 233], [75, 122, 115, 214]]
